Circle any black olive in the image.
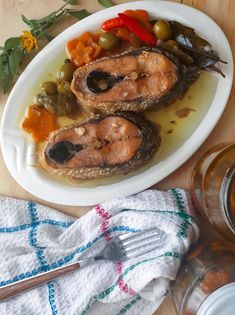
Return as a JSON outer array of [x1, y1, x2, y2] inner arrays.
[[86, 70, 124, 94], [48, 141, 83, 164]]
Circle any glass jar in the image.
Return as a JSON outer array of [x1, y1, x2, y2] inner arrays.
[[173, 241, 235, 315], [191, 143, 235, 242]]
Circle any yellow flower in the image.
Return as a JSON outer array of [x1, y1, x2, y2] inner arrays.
[[20, 30, 38, 52]]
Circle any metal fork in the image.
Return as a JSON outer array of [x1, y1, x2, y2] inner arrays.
[[0, 227, 164, 302]]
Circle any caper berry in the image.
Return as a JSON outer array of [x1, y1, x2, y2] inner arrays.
[[40, 81, 57, 94], [34, 92, 57, 113], [99, 32, 120, 51], [153, 20, 173, 41], [57, 62, 76, 82], [57, 81, 71, 95], [34, 93, 55, 106], [43, 103, 56, 114], [56, 93, 72, 116]]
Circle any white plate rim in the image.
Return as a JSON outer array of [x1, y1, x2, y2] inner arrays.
[[0, 0, 233, 206]]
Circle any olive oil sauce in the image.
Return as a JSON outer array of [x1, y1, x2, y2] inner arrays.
[[19, 57, 218, 188]]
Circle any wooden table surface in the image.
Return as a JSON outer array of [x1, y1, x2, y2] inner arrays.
[[0, 0, 234, 314]]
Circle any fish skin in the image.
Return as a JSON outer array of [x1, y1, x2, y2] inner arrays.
[[39, 112, 160, 179], [71, 47, 200, 114]]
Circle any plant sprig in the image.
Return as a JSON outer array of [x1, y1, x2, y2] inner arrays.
[[0, 0, 114, 94]]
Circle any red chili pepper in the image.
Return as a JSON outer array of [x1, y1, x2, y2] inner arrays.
[[101, 17, 124, 31], [118, 13, 157, 46]]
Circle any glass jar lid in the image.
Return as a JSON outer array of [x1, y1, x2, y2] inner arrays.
[[197, 282, 235, 315]]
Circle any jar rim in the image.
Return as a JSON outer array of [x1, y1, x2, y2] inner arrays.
[[220, 165, 235, 234], [197, 282, 235, 315]]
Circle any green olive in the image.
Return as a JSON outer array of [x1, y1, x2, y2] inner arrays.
[[165, 40, 178, 48], [40, 81, 57, 94], [57, 81, 71, 95], [43, 103, 56, 114], [153, 20, 173, 41], [99, 32, 120, 51], [57, 62, 76, 82]]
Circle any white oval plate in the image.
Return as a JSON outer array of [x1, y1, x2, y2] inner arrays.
[[1, 1, 233, 206]]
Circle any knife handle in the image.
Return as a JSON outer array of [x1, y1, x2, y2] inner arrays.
[[0, 261, 81, 302]]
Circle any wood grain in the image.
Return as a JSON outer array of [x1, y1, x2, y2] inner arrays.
[[0, 1, 234, 314]]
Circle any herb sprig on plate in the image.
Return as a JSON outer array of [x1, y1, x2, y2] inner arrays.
[[0, 0, 114, 94]]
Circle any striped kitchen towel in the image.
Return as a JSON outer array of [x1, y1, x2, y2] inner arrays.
[[0, 189, 199, 315]]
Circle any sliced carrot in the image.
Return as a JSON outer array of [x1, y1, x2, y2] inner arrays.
[[66, 32, 103, 67], [93, 32, 101, 42], [93, 45, 102, 58], [115, 26, 132, 41], [123, 9, 152, 31], [135, 9, 149, 21], [76, 41, 86, 52], [111, 26, 141, 47], [79, 32, 94, 45], [83, 46, 95, 64], [75, 55, 85, 67], [22, 105, 58, 143], [70, 49, 79, 60], [66, 38, 78, 52], [122, 10, 136, 18]]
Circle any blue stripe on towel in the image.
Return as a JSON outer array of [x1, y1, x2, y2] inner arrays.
[[28, 201, 39, 222], [0, 223, 33, 232], [0, 220, 73, 233], [41, 219, 73, 228], [0, 225, 141, 288], [27, 201, 58, 315], [48, 282, 58, 315]]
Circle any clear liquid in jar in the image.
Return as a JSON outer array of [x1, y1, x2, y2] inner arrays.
[[191, 143, 235, 243]]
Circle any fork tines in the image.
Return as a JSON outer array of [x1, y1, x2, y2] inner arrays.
[[119, 227, 164, 259]]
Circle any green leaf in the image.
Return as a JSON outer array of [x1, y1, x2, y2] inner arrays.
[[22, 12, 57, 34], [22, 14, 36, 28], [67, 9, 91, 20], [170, 21, 227, 66], [63, 0, 79, 4], [4, 38, 21, 50], [30, 12, 57, 26], [0, 56, 3, 85], [98, 0, 114, 8], [2, 71, 13, 93], [9, 48, 21, 74], [1, 57, 13, 94], [0, 52, 8, 64], [30, 11, 65, 38]]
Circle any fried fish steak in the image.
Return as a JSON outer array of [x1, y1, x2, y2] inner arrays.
[[71, 47, 200, 114], [39, 112, 160, 179]]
